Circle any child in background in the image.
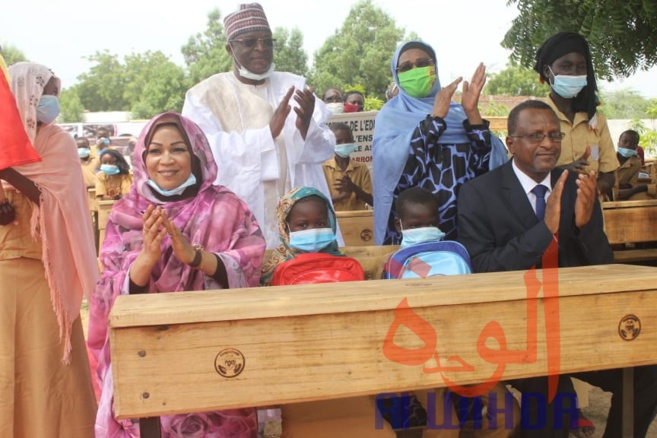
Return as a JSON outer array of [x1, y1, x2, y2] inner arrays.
[[614, 130, 656, 200], [259, 186, 393, 438], [322, 122, 373, 211], [95, 149, 133, 200], [77, 137, 98, 188]]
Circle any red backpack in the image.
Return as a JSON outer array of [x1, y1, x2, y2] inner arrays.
[[272, 253, 365, 286]]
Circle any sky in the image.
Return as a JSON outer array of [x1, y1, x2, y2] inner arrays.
[[3, 0, 656, 98]]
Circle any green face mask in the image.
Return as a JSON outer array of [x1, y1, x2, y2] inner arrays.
[[398, 66, 437, 98]]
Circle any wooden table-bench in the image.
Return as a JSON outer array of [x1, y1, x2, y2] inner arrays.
[[109, 264, 657, 437], [97, 200, 114, 255], [336, 203, 657, 263], [602, 199, 657, 262]]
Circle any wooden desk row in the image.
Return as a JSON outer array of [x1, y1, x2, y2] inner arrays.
[[90, 199, 657, 260], [109, 264, 657, 437]]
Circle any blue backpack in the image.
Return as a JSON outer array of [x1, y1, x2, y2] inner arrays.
[[383, 241, 472, 279]]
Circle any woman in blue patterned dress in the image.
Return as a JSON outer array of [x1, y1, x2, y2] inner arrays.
[[373, 41, 507, 245]]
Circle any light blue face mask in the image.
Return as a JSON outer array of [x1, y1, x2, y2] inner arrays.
[[36, 95, 60, 124], [78, 148, 91, 158], [549, 67, 587, 99], [400, 226, 446, 248], [288, 227, 336, 252], [335, 143, 356, 158], [100, 164, 120, 175], [618, 147, 638, 158], [147, 173, 197, 197]]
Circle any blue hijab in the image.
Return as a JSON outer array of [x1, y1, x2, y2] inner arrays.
[[372, 40, 507, 244]]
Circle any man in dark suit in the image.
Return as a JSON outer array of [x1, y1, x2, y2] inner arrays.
[[457, 100, 657, 437]]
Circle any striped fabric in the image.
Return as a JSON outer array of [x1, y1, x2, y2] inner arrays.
[[224, 3, 271, 41]]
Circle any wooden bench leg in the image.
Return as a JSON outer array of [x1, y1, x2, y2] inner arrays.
[[622, 368, 634, 438], [139, 416, 161, 438]]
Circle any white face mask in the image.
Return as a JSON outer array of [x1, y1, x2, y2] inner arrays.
[[237, 62, 275, 81], [326, 102, 344, 114]]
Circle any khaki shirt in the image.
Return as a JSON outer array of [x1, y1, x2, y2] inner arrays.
[[547, 96, 619, 174], [616, 155, 641, 187], [95, 172, 133, 199], [80, 157, 99, 188], [322, 157, 372, 211], [0, 191, 42, 261]]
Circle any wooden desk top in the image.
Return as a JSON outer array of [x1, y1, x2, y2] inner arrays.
[[109, 263, 657, 418], [110, 264, 657, 328]]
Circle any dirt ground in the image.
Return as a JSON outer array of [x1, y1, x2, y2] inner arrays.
[[582, 385, 657, 437]]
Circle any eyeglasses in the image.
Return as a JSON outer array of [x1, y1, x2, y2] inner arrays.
[[510, 132, 566, 144], [230, 37, 276, 48], [323, 96, 343, 103], [396, 58, 435, 73]]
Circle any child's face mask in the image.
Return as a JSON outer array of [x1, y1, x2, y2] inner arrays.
[[288, 228, 335, 252], [100, 164, 120, 175], [400, 224, 445, 248]]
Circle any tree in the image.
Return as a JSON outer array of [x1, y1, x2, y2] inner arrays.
[[310, 0, 405, 99], [59, 88, 84, 123], [273, 27, 308, 77], [598, 87, 652, 119], [503, 0, 657, 80], [1, 43, 28, 65], [485, 63, 549, 97], [181, 8, 232, 84], [76, 50, 128, 111], [123, 51, 188, 119], [646, 100, 657, 120]]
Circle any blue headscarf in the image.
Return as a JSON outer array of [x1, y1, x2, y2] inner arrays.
[[372, 41, 507, 245]]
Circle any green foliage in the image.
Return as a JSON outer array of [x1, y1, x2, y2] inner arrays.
[[364, 96, 384, 111], [503, 0, 657, 80], [76, 50, 128, 111], [1, 43, 28, 65], [628, 118, 657, 156], [646, 100, 657, 120], [75, 50, 187, 118], [598, 88, 653, 119], [629, 118, 648, 134], [181, 8, 232, 84], [482, 101, 511, 117], [310, 0, 404, 99], [124, 51, 188, 119], [273, 27, 308, 77], [485, 63, 549, 97], [59, 88, 84, 123], [641, 130, 657, 156]]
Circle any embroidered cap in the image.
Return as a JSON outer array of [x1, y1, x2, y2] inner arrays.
[[224, 3, 271, 41]]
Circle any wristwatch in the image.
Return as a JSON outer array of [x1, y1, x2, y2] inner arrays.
[[189, 244, 204, 268]]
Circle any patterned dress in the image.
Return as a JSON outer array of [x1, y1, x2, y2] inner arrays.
[[384, 116, 491, 245]]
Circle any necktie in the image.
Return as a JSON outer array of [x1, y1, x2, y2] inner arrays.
[[532, 185, 548, 221]]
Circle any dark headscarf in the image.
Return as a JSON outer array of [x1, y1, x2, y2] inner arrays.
[[534, 32, 598, 120]]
